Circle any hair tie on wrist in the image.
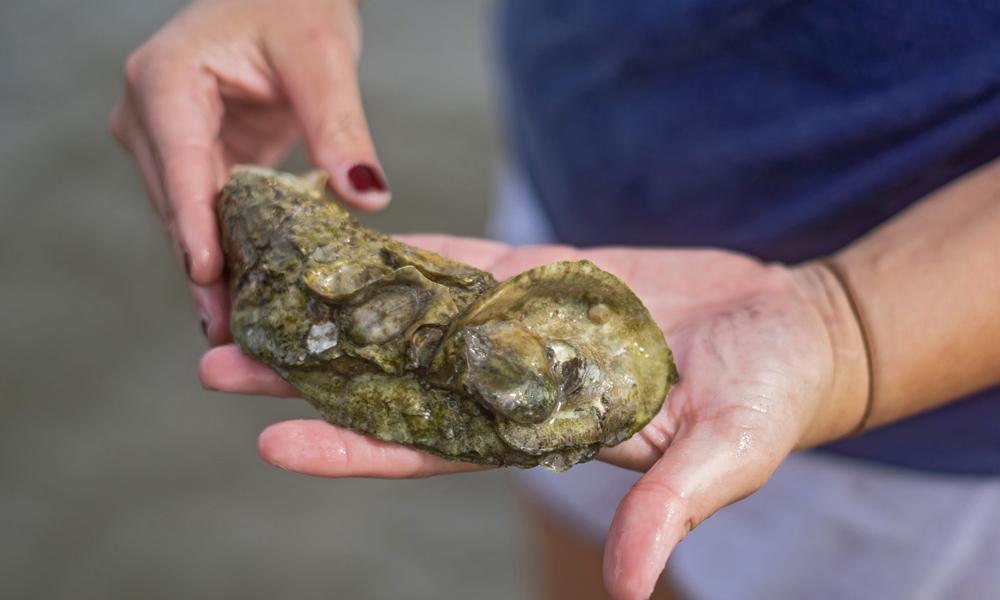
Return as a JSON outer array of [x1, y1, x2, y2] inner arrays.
[[820, 258, 875, 436]]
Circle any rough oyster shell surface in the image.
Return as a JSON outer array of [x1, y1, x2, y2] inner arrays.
[[219, 166, 677, 471]]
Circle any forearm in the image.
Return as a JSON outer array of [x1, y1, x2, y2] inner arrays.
[[825, 157, 1000, 432]]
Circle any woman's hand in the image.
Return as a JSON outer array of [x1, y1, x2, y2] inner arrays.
[[200, 234, 869, 600], [110, 0, 388, 343]]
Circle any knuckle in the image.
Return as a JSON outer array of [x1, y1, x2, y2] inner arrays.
[[300, 24, 353, 58], [628, 477, 696, 530], [632, 477, 687, 511], [124, 42, 191, 92], [636, 419, 674, 454], [123, 48, 149, 86]]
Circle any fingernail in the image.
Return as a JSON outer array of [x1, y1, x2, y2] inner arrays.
[[184, 252, 193, 279], [347, 164, 387, 193], [200, 315, 209, 339]]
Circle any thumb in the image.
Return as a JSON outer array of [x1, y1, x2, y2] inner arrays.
[[265, 14, 390, 211], [602, 424, 783, 600]]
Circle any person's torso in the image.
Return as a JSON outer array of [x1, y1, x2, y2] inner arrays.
[[498, 0, 1000, 475]]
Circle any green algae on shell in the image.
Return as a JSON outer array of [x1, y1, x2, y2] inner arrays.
[[218, 166, 677, 471]]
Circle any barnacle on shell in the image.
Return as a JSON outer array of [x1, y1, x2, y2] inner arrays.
[[218, 166, 677, 471]]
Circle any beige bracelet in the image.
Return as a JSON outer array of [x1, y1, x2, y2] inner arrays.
[[820, 258, 875, 436]]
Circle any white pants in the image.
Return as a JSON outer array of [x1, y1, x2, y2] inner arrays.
[[490, 164, 1000, 600], [519, 453, 1000, 600]]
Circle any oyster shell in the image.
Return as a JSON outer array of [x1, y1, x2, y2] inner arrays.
[[218, 166, 677, 471]]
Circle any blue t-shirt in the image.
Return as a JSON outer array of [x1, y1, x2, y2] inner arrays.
[[499, 0, 1000, 475]]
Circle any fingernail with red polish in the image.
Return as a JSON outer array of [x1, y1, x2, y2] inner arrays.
[[347, 164, 387, 193], [184, 252, 193, 279]]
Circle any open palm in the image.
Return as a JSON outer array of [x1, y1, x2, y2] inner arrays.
[[200, 234, 863, 600]]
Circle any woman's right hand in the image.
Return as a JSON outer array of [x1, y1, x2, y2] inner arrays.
[[110, 0, 389, 344]]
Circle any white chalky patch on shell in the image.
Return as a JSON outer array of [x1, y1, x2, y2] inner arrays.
[[310, 244, 338, 263], [547, 340, 577, 363], [306, 322, 340, 354]]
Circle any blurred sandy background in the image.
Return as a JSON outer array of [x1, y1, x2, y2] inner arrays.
[[0, 1, 532, 598]]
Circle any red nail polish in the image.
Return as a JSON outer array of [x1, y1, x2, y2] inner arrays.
[[184, 252, 192, 279], [347, 164, 387, 193]]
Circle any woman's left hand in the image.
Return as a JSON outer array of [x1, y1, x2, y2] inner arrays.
[[200, 234, 867, 600]]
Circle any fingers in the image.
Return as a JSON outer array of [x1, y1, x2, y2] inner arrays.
[[191, 282, 232, 345], [199, 345, 298, 397], [201, 341, 487, 478], [112, 97, 231, 343], [200, 344, 488, 478], [110, 98, 171, 228], [602, 424, 782, 600], [258, 420, 487, 478], [265, 10, 390, 212], [201, 344, 489, 478], [124, 53, 227, 286]]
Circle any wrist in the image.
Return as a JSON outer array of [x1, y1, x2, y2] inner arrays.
[[789, 261, 871, 448]]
